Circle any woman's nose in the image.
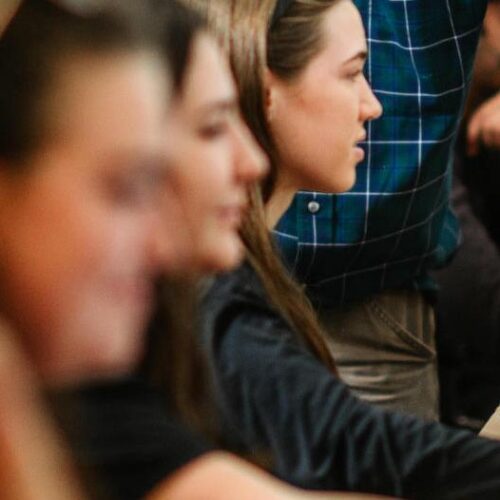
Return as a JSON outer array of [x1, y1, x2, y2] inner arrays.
[[233, 121, 269, 183], [361, 77, 383, 122]]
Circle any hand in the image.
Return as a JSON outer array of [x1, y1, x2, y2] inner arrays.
[[467, 92, 500, 156]]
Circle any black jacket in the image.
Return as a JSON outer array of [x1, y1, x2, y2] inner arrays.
[[200, 262, 500, 499], [70, 378, 210, 500]]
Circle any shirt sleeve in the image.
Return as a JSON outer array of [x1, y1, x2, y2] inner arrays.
[[204, 293, 500, 499]]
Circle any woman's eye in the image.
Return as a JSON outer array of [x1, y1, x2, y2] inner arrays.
[[347, 69, 363, 81], [105, 168, 163, 208], [106, 178, 149, 206], [199, 122, 228, 139]]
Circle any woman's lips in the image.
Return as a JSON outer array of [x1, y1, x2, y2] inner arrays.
[[354, 131, 367, 162], [217, 204, 245, 227], [354, 145, 365, 162]]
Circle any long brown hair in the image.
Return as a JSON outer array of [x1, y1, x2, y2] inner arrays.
[[141, 0, 218, 440], [184, 0, 338, 374]]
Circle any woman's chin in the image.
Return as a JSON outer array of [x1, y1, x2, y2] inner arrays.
[[203, 239, 245, 274]]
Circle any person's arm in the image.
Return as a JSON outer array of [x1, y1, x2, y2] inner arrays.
[[467, 1, 500, 155], [74, 379, 392, 500], [148, 451, 391, 500], [481, 407, 500, 440], [467, 91, 500, 155], [202, 288, 500, 499], [484, 1, 500, 52]]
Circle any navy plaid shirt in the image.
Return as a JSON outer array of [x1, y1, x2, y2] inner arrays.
[[276, 0, 488, 305]]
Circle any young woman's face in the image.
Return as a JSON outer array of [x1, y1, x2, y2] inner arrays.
[[0, 52, 172, 385], [166, 34, 267, 274], [267, 0, 382, 193]]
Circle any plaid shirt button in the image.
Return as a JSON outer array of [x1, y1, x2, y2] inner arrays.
[[307, 201, 321, 214]]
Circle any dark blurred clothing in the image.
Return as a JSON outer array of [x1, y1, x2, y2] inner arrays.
[[201, 261, 500, 498], [65, 378, 211, 500], [433, 145, 500, 426]]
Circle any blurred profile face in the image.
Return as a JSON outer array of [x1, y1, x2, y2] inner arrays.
[[0, 52, 171, 385], [166, 34, 268, 274], [267, 0, 382, 194]]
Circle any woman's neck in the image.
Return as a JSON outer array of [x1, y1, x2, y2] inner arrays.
[[264, 166, 298, 230]]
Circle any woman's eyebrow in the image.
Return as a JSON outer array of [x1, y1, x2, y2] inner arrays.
[[343, 50, 368, 65], [198, 97, 238, 115]]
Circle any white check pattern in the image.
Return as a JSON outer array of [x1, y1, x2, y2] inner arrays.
[[275, 0, 489, 305]]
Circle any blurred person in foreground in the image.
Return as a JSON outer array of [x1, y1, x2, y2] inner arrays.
[[0, 1, 387, 499]]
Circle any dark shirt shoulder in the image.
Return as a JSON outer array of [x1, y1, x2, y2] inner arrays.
[[203, 262, 267, 311], [72, 378, 210, 500], [202, 262, 299, 349]]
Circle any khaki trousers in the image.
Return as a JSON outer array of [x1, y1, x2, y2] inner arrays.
[[319, 290, 439, 421]]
